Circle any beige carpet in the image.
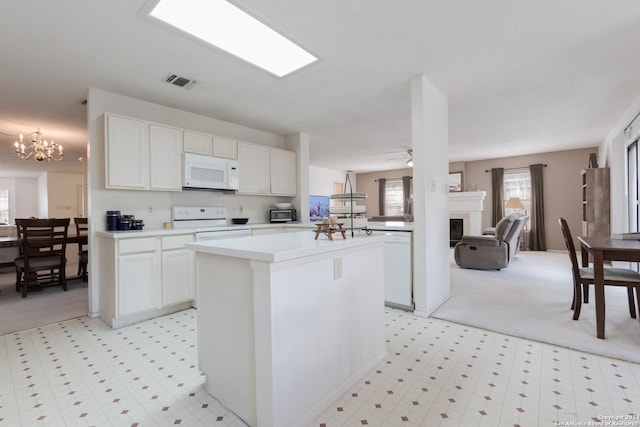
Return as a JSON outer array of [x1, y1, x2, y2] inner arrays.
[[433, 250, 640, 363], [0, 264, 88, 336]]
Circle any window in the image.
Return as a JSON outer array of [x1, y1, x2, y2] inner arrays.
[[385, 179, 404, 216], [0, 190, 8, 224], [503, 169, 531, 216], [628, 140, 639, 232]]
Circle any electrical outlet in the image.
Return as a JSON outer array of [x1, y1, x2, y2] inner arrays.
[[146, 205, 153, 215], [239, 205, 244, 214], [333, 257, 343, 280]]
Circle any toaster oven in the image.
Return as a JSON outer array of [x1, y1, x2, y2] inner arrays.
[[270, 208, 296, 223]]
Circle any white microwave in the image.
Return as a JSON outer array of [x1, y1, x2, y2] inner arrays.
[[183, 153, 239, 191]]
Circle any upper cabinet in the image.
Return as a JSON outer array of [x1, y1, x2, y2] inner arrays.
[[183, 130, 212, 156], [270, 148, 297, 195], [105, 114, 182, 191], [105, 113, 294, 196], [237, 142, 297, 196], [213, 136, 237, 159], [183, 131, 237, 160], [106, 114, 148, 189], [149, 124, 183, 191], [237, 142, 270, 194]]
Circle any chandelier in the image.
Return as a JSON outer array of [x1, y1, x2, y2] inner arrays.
[[14, 129, 63, 161]]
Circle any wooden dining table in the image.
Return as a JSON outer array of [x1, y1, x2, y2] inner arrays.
[[0, 235, 88, 273], [577, 235, 640, 339]]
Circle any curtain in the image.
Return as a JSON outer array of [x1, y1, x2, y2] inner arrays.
[[529, 163, 547, 250], [402, 176, 411, 217], [378, 178, 386, 215], [491, 168, 504, 226]]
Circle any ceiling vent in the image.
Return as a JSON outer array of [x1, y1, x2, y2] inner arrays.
[[163, 73, 197, 89]]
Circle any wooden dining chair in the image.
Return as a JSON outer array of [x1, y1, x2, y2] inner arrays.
[[14, 218, 70, 298], [558, 217, 640, 320], [73, 217, 88, 281]]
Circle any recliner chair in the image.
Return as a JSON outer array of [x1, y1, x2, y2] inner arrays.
[[454, 213, 529, 270]]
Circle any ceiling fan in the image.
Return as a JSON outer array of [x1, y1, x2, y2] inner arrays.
[[385, 148, 413, 167]]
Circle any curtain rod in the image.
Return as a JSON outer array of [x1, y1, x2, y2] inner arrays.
[[374, 176, 412, 182], [484, 164, 547, 173]]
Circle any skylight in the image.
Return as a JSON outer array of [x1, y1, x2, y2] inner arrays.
[[149, 0, 317, 77]]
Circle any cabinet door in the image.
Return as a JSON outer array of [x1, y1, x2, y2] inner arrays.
[[105, 114, 148, 189], [270, 148, 297, 195], [117, 251, 160, 316], [161, 234, 195, 306], [237, 142, 270, 194], [162, 248, 195, 306], [184, 131, 213, 156], [213, 136, 237, 159], [149, 124, 183, 190]]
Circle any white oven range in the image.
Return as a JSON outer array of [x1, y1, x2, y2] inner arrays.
[[171, 206, 251, 241]]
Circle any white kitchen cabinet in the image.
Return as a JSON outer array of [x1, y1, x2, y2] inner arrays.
[[183, 130, 213, 156], [161, 234, 195, 306], [149, 124, 183, 190], [105, 114, 182, 191], [184, 132, 237, 159], [237, 142, 270, 194], [237, 142, 297, 196], [98, 232, 196, 329], [213, 136, 237, 159], [105, 114, 148, 189], [270, 148, 297, 195], [117, 237, 161, 317]]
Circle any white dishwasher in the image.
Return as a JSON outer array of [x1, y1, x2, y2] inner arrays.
[[363, 228, 414, 311], [172, 206, 251, 308]]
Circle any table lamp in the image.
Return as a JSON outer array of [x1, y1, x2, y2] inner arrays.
[[505, 197, 525, 214]]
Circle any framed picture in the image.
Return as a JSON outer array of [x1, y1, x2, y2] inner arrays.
[[449, 171, 463, 192]]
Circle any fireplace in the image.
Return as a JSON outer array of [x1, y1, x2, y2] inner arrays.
[[449, 191, 486, 236], [450, 218, 463, 247]]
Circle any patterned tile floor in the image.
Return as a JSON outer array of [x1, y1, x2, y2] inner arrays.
[[1, 308, 639, 427]]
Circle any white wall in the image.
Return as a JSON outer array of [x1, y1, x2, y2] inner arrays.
[[46, 172, 83, 219], [309, 166, 346, 197], [0, 176, 39, 222]]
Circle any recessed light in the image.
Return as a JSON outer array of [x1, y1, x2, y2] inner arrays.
[[147, 0, 317, 77]]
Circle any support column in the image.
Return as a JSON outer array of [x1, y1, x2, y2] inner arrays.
[[285, 132, 310, 222], [411, 75, 450, 316]]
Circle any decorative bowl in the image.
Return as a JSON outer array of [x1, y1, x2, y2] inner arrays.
[[231, 218, 249, 224], [274, 203, 292, 209]]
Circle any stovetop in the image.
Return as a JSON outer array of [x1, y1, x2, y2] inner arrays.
[[172, 206, 229, 229]]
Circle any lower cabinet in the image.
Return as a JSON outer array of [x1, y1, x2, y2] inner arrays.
[[100, 233, 195, 329], [161, 234, 195, 306], [118, 242, 161, 316]]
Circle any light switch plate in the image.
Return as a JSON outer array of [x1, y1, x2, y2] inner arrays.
[[333, 257, 342, 280]]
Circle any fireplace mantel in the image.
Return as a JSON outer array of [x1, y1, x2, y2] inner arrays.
[[449, 191, 486, 236]]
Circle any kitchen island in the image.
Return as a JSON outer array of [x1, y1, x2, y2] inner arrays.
[[187, 231, 387, 427]]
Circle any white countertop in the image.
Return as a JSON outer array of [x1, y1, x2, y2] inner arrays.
[[363, 221, 414, 232], [95, 221, 413, 239], [187, 230, 388, 263]]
